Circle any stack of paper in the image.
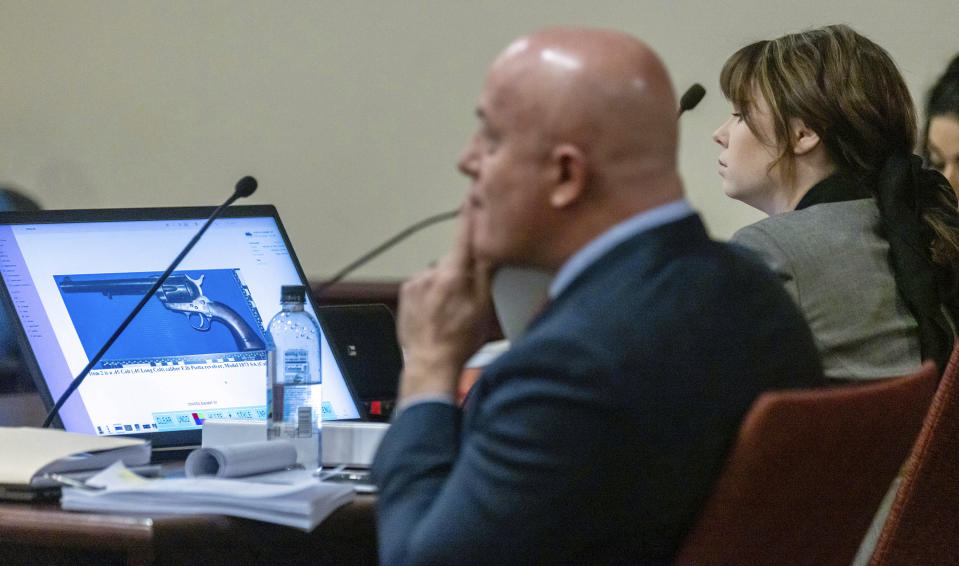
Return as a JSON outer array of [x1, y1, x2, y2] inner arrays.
[[61, 462, 356, 531]]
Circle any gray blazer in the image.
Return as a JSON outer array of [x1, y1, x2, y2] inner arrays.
[[732, 198, 921, 380]]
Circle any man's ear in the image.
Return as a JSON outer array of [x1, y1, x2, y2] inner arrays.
[[791, 118, 822, 156], [549, 144, 587, 209]]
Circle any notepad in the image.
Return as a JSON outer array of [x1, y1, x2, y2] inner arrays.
[[0, 426, 150, 487]]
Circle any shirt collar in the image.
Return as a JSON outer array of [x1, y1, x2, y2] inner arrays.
[[548, 199, 695, 299], [794, 172, 872, 210]]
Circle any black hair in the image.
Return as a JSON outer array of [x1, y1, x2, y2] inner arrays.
[[923, 54, 959, 163]]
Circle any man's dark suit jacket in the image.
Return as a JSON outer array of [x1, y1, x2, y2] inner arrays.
[[372, 214, 824, 565]]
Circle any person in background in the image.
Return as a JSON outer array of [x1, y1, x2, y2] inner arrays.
[[372, 27, 823, 565], [924, 53, 959, 196], [713, 24, 959, 380]]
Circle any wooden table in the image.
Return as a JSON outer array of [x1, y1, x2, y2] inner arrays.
[[0, 494, 377, 565], [1, 336, 383, 565]]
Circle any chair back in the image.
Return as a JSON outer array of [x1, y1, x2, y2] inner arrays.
[[867, 342, 959, 566], [676, 361, 939, 566]]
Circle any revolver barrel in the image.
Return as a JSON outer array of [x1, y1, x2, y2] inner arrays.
[[58, 276, 159, 298]]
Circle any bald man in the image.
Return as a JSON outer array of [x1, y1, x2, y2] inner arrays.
[[371, 28, 824, 564]]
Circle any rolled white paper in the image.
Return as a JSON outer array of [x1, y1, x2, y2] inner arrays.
[[184, 440, 298, 478]]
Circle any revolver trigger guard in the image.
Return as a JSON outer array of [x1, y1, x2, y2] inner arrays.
[[187, 312, 212, 331]]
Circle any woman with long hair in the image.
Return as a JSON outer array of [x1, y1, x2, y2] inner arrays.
[[713, 24, 959, 379]]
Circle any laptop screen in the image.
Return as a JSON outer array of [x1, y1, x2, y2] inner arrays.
[[0, 205, 363, 448]]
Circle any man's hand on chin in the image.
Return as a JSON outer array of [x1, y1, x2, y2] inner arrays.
[[395, 209, 495, 402]]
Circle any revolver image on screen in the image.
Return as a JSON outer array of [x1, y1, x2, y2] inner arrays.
[[58, 273, 266, 351]]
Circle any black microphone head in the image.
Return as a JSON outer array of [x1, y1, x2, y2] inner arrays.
[[235, 176, 258, 198], [679, 83, 707, 115]]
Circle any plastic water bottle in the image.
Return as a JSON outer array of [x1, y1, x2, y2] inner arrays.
[[266, 285, 322, 472]]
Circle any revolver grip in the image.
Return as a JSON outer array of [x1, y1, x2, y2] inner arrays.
[[206, 301, 266, 351]]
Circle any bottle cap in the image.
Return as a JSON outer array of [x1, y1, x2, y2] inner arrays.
[[280, 285, 307, 303]]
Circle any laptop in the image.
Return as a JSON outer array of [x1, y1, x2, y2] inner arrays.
[[0, 205, 384, 457], [316, 304, 403, 422]]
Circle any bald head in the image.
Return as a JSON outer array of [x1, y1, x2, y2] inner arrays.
[[488, 28, 680, 189], [459, 28, 685, 270]]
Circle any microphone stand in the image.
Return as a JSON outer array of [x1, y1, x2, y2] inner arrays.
[[312, 209, 459, 300], [312, 83, 703, 302], [42, 177, 258, 428]]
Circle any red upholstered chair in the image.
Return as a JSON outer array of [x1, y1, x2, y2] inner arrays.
[[867, 342, 959, 566], [675, 361, 939, 566]]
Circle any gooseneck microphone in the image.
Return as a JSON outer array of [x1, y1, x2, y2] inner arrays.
[[311, 85, 705, 304], [312, 209, 459, 299], [312, 85, 705, 305], [42, 176, 259, 428], [678, 83, 707, 117], [314, 85, 706, 299]]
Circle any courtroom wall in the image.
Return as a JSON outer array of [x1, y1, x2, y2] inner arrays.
[[1, 1, 957, 279]]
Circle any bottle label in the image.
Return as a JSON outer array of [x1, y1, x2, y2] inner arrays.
[[297, 406, 313, 438], [283, 348, 309, 383], [266, 349, 276, 421]]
